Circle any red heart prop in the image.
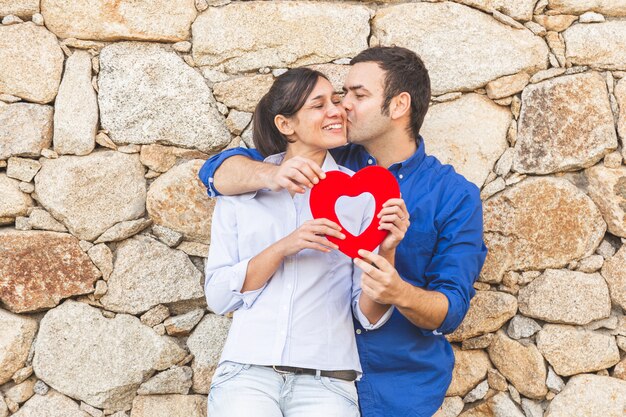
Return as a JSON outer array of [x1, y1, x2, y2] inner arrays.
[[310, 166, 400, 258]]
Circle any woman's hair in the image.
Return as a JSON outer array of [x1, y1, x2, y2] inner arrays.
[[253, 68, 328, 157]]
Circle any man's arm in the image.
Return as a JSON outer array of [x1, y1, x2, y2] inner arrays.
[[198, 148, 326, 196]]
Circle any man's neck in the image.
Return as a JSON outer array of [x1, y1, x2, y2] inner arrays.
[[364, 133, 417, 169]]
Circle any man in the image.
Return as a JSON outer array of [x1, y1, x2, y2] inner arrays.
[[199, 46, 487, 417]]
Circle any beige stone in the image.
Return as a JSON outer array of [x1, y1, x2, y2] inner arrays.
[[99, 43, 230, 154], [33, 301, 187, 411], [0, 103, 53, 160], [147, 160, 215, 244], [447, 291, 518, 342], [433, 396, 464, 417], [459, 392, 525, 417], [514, 73, 617, 174], [488, 331, 548, 399], [518, 269, 611, 325], [94, 218, 152, 244], [601, 246, 626, 310], [486, 73, 530, 100], [0, 174, 33, 224], [187, 314, 231, 394], [614, 79, 626, 160], [548, 0, 626, 16], [212, 75, 274, 113], [136, 367, 192, 396], [544, 374, 626, 417], [0, 231, 100, 313], [129, 395, 206, 417], [6, 157, 40, 183], [139, 145, 178, 173], [53, 51, 97, 156], [0, 1, 39, 18], [537, 324, 620, 376], [454, 0, 537, 21], [12, 390, 91, 417], [584, 165, 626, 238], [0, 309, 37, 385], [564, 21, 626, 69], [0, 23, 63, 103], [27, 208, 67, 232], [533, 15, 578, 32], [35, 151, 146, 241], [41, 0, 196, 42], [307, 64, 350, 93], [482, 178, 606, 282], [447, 346, 492, 397], [192, 2, 370, 72], [372, 2, 548, 95]]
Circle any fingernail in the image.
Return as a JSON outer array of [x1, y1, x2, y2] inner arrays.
[[340, 234, 345, 239], [313, 177, 319, 184], [320, 173, 326, 179]]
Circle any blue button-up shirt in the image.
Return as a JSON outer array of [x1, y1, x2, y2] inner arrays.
[[199, 138, 487, 417], [204, 152, 392, 376]]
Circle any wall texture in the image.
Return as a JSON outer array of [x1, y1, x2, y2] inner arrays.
[[1, 1, 625, 416]]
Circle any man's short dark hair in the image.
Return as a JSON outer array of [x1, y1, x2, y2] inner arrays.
[[351, 46, 431, 141]]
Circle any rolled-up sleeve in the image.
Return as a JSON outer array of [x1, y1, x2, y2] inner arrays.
[[198, 148, 264, 197], [421, 185, 487, 336], [204, 197, 266, 315]]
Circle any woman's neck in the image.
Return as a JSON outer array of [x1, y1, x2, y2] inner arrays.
[[283, 146, 327, 168]]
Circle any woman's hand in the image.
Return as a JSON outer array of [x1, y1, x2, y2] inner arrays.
[[377, 198, 410, 253], [276, 218, 345, 257]]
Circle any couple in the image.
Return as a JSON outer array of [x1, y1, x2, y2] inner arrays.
[[202, 47, 487, 417]]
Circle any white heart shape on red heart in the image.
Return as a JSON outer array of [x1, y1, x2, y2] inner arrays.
[[335, 193, 375, 237]]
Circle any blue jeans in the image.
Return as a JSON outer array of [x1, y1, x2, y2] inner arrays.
[[208, 363, 361, 417]]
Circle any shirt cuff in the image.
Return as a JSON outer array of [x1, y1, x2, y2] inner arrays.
[[354, 302, 394, 330], [228, 258, 266, 309], [416, 288, 458, 336]]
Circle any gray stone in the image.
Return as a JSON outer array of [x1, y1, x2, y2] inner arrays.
[[186, 314, 231, 394], [521, 398, 543, 417], [564, 21, 626, 69], [33, 381, 49, 396], [12, 390, 90, 417], [481, 177, 506, 200], [0, 174, 33, 223], [601, 245, 626, 310], [53, 51, 97, 156], [372, 2, 548, 95], [0, 309, 38, 385], [41, 0, 196, 42], [514, 73, 617, 174], [99, 43, 230, 154], [100, 235, 204, 315], [488, 331, 548, 399], [35, 151, 146, 241], [507, 315, 541, 339], [494, 148, 514, 178], [164, 309, 204, 337], [129, 394, 206, 417], [544, 374, 626, 417], [448, 291, 518, 342], [94, 218, 152, 244], [579, 11, 606, 22], [147, 160, 215, 244], [0, 103, 53, 159], [597, 239, 617, 259], [518, 269, 611, 325], [447, 346, 492, 397], [546, 366, 565, 393], [192, 2, 370, 72], [0, 23, 63, 103], [536, 324, 620, 376], [136, 367, 192, 395], [584, 165, 626, 238], [33, 300, 187, 411], [463, 380, 488, 403], [6, 158, 40, 182], [421, 93, 511, 187], [481, 178, 605, 283]]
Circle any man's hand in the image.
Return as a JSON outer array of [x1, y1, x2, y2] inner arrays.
[[354, 249, 407, 305], [265, 156, 326, 194], [377, 198, 410, 253]]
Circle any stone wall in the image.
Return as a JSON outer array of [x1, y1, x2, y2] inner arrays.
[[0, 1, 625, 416]]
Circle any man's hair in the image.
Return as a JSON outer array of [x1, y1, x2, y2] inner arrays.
[[253, 68, 328, 157], [351, 46, 431, 141]]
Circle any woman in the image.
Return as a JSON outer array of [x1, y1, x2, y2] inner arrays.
[[204, 68, 407, 417]]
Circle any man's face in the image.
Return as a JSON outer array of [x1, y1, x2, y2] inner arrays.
[[342, 62, 392, 146]]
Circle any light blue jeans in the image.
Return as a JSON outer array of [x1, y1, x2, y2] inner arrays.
[[208, 363, 360, 417]]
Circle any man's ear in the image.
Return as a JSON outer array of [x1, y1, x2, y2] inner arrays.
[[274, 114, 295, 136], [390, 92, 411, 120]]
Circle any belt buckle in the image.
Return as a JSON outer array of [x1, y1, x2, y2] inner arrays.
[[272, 365, 290, 375]]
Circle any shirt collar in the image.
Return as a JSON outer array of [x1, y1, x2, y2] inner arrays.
[[387, 136, 427, 173]]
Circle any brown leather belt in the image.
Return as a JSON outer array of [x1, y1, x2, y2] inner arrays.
[[268, 365, 357, 382]]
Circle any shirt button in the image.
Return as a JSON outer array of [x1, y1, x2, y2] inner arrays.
[[399, 174, 404, 179], [367, 159, 373, 165], [356, 329, 362, 335]]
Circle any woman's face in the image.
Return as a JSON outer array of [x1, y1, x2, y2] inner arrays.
[[287, 77, 347, 150]]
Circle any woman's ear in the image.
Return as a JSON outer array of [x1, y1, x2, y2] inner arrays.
[[274, 114, 295, 136], [390, 92, 411, 120]]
